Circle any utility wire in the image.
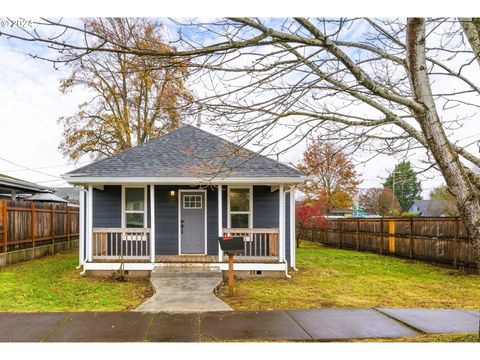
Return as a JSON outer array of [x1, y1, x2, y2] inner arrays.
[[0, 157, 63, 179], [0, 161, 89, 173]]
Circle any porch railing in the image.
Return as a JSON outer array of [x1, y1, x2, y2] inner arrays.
[[222, 228, 279, 257], [92, 228, 150, 260]]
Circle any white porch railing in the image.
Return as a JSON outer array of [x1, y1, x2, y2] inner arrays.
[[92, 228, 150, 260], [222, 228, 279, 257]]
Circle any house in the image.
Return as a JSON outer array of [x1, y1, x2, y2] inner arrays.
[[0, 173, 52, 200], [406, 200, 458, 217], [24, 192, 68, 203], [62, 125, 308, 277], [54, 187, 80, 204], [326, 207, 371, 218]]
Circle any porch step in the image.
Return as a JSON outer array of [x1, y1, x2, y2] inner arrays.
[[151, 265, 222, 278]]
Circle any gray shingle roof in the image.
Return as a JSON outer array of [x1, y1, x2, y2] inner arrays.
[[407, 200, 455, 216], [0, 173, 52, 193], [65, 125, 304, 179]]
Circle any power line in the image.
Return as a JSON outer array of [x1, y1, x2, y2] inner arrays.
[[0, 157, 63, 179], [35, 179, 69, 184], [0, 161, 90, 173]]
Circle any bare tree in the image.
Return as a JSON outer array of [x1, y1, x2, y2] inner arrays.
[[57, 18, 191, 160], [1, 17, 480, 269], [358, 188, 402, 216]]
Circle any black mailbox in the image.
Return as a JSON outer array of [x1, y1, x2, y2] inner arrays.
[[218, 236, 244, 254]]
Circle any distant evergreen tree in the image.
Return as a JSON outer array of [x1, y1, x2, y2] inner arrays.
[[383, 161, 422, 211]]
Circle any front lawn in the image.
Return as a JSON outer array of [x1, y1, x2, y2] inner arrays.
[[360, 333, 479, 342], [218, 241, 480, 310], [0, 251, 152, 312]]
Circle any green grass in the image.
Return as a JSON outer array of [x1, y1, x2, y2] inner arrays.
[[360, 333, 479, 342], [0, 251, 153, 312], [218, 241, 480, 311]]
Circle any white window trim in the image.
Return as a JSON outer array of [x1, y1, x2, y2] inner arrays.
[[183, 194, 203, 209], [121, 185, 148, 229], [227, 185, 253, 229], [178, 189, 208, 255]]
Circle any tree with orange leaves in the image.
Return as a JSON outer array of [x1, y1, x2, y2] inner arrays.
[[298, 138, 361, 210], [58, 18, 191, 160]]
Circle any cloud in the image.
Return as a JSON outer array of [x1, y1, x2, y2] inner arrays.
[[0, 37, 91, 187]]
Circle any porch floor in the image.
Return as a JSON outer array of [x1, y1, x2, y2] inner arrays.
[[155, 255, 279, 264]]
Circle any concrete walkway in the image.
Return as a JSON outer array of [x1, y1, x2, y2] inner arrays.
[[0, 308, 478, 342], [134, 265, 232, 313]]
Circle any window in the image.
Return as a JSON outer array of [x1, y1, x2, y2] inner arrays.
[[124, 187, 145, 228], [183, 195, 202, 209], [229, 188, 251, 228]]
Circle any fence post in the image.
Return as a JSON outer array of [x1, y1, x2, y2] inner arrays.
[[51, 204, 55, 244], [454, 217, 459, 267], [356, 218, 360, 251], [379, 218, 384, 255], [31, 202, 36, 248], [66, 206, 71, 242], [388, 220, 396, 253], [409, 218, 413, 259], [339, 221, 343, 248], [1, 201, 7, 253]]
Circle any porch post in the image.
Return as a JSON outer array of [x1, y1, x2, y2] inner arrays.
[[218, 184, 223, 262], [87, 185, 93, 262], [290, 187, 296, 268], [279, 185, 285, 262], [150, 184, 155, 263], [78, 187, 85, 266]]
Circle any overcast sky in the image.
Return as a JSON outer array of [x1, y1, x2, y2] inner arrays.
[[1, 12, 477, 198]]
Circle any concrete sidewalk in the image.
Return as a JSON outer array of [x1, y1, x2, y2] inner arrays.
[[134, 266, 232, 313], [0, 308, 478, 342]]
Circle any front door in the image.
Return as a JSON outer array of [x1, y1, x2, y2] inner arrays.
[[180, 192, 206, 254]]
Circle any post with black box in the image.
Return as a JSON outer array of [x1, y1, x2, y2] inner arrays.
[[218, 236, 244, 295]]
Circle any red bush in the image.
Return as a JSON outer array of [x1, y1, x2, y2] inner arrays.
[[296, 200, 329, 231]]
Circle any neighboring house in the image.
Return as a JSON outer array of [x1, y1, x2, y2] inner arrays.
[[24, 192, 68, 203], [327, 208, 354, 217], [54, 187, 80, 204], [62, 125, 307, 277], [327, 205, 370, 218], [406, 200, 457, 217], [0, 173, 52, 200]]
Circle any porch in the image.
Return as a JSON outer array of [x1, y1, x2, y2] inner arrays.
[[91, 227, 280, 263], [79, 183, 297, 274]]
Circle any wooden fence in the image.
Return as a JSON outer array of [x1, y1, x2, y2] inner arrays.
[[300, 217, 476, 268], [0, 200, 79, 253]]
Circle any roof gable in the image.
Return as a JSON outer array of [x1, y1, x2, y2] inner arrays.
[[408, 200, 452, 216], [65, 125, 303, 179]]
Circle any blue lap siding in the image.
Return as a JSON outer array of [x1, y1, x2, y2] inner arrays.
[[153, 185, 220, 256], [92, 185, 122, 228], [252, 186, 292, 266], [206, 187, 219, 255], [92, 185, 150, 228], [154, 185, 180, 255], [252, 186, 279, 228]]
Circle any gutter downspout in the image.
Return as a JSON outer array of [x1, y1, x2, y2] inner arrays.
[[284, 189, 292, 279], [75, 185, 88, 274]]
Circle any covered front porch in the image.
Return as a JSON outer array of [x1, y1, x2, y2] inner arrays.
[[79, 183, 296, 273], [90, 227, 280, 263]]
